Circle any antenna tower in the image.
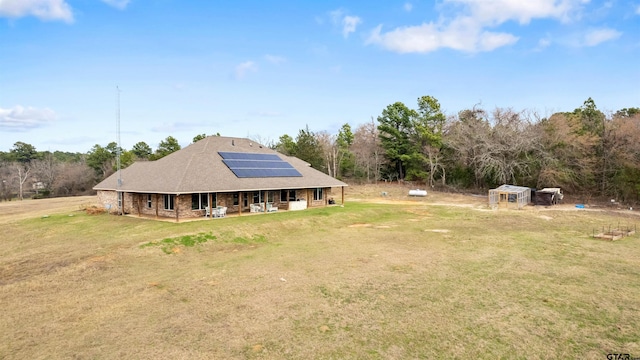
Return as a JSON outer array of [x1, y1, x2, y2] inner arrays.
[[116, 86, 122, 214]]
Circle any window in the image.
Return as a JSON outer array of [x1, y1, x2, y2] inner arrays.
[[163, 194, 175, 210], [313, 188, 323, 201], [282, 190, 296, 201], [253, 191, 262, 204], [117, 192, 122, 209], [146, 194, 152, 208], [267, 191, 274, 203], [191, 193, 211, 210], [233, 193, 239, 206]]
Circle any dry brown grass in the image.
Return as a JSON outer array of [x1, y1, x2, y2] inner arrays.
[[0, 196, 96, 224], [1, 187, 639, 359], [84, 205, 107, 215]]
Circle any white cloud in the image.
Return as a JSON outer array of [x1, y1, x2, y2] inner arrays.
[[328, 8, 362, 38], [367, 17, 518, 53], [101, 0, 130, 10], [264, 54, 286, 64], [329, 9, 343, 25], [536, 37, 552, 50], [368, 0, 589, 53], [404, 2, 413, 12], [367, 24, 440, 53], [583, 28, 621, 46], [342, 15, 362, 38], [0, 0, 73, 22], [478, 31, 520, 51], [446, 0, 589, 25], [235, 61, 258, 79], [0, 105, 56, 132]]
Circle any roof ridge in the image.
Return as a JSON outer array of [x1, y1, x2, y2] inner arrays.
[[176, 145, 199, 192], [201, 137, 210, 153]]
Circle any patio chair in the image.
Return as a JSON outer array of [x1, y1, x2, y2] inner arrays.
[[204, 207, 211, 218], [266, 203, 278, 212]]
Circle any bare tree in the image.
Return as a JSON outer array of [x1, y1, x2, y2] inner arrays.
[[352, 118, 383, 183], [315, 131, 338, 177], [446, 107, 542, 187], [482, 108, 540, 185], [53, 162, 94, 196], [537, 112, 598, 192], [31, 153, 59, 195], [445, 107, 492, 187], [16, 163, 31, 200], [602, 112, 640, 201], [0, 161, 13, 201]]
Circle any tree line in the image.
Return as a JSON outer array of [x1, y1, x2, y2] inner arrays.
[[272, 97, 640, 203], [0, 135, 186, 200], [2, 97, 638, 203]]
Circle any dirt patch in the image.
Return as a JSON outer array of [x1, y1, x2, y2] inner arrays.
[[347, 184, 640, 218], [346, 183, 486, 206], [348, 223, 372, 228]]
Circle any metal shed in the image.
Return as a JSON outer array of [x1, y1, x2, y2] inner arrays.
[[489, 184, 531, 209]]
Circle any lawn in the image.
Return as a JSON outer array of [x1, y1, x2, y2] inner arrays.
[[1, 190, 639, 359]]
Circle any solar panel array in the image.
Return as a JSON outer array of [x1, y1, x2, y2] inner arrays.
[[218, 152, 303, 178]]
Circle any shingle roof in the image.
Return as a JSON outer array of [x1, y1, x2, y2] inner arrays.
[[93, 136, 347, 194]]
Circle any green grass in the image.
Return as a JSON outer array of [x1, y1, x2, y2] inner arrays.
[[1, 201, 639, 359], [140, 232, 217, 254]]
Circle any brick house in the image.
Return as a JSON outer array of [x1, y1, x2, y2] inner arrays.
[[93, 136, 347, 221]]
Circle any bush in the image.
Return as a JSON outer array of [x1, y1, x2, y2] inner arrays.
[[84, 205, 106, 215]]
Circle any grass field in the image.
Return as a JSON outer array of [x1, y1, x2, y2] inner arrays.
[[1, 187, 639, 359]]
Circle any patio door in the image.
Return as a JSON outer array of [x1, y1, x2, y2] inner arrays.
[[242, 192, 260, 209]]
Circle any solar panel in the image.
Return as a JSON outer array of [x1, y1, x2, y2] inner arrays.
[[231, 168, 302, 178], [218, 152, 281, 161], [222, 160, 294, 169], [218, 152, 302, 178]]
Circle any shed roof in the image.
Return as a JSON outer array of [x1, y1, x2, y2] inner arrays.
[[93, 136, 347, 194], [491, 184, 531, 193]]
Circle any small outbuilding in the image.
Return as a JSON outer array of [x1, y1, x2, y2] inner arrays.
[[534, 188, 563, 206], [489, 184, 531, 209]]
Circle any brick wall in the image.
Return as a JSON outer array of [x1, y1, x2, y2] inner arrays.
[[96, 187, 335, 220]]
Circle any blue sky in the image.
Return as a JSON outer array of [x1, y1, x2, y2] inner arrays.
[[1, 0, 639, 153]]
